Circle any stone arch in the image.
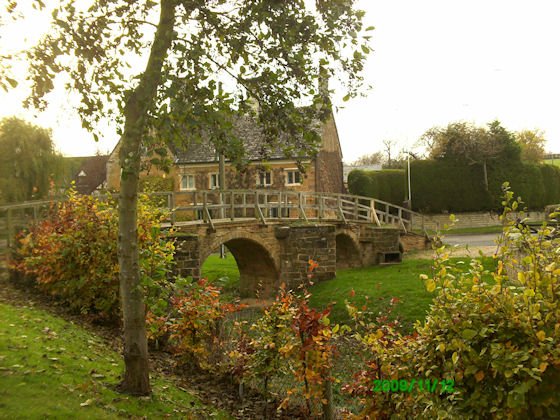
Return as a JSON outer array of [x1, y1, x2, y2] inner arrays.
[[202, 233, 279, 298], [335, 232, 362, 270]]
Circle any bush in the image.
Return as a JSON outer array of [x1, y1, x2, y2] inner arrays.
[[344, 185, 560, 419], [409, 159, 560, 213], [139, 176, 174, 192], [348, 169, 406, 206], [11, 188, 174, 324], [409, 160, 491, 213], [170, 278, 245, 370]]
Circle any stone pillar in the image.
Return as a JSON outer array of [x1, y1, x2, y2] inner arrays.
[[172, 233, 201, 280], [277, 224, 336, 291]]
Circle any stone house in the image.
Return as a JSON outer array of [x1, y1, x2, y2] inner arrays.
[[106, 113, 344, 196], [73, 155, 109, 195]]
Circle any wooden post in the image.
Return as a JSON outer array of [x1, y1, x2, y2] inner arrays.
[[370, 200, 381, 226], [319, 193, 324, 219], [203, 191, 208, 222], [170, 193, 175, 225], [242, 193, 247, 218], [385, 203, 389, 224], [7, 208, 12, 249], [264, 192, 268, 218], [354, 196, 358, 220], [230, 191, 235, 220]]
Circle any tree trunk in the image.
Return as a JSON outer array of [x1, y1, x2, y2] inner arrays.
[[482, 162, 489, 191], [117, 0, 176, 395]]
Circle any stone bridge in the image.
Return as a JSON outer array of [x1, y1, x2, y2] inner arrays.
[[1, 189, 428, 297], [172, 219, 401, 297]]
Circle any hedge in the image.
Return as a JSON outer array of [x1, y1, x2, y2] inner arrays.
[[406, 160, 560, 213], [408, 160, 491, 213], [347, 169, 406, 206], [348, 161, 560, 213]]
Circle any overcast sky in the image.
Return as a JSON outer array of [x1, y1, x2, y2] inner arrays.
[[1, 0, 559, 160]]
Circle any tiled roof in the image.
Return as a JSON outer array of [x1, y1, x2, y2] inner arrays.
[[172, 115, 319, 164], [73, 155, 109, 194]]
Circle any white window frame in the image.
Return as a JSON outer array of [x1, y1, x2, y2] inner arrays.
[[285, 169, 302, 186], [180, 174, 195, 191], [256, 171, 272, 187], [209, 173, 219, 189]]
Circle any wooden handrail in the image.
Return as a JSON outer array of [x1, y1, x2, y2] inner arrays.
[[0, 190, 426, 236]]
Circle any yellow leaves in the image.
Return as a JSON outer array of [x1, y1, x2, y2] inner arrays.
[[518, 272, 526, 284], [539, 362, 548, 373], [536, 330, 546, 341], [490, 284, 501, 295], [497, 260, 503, 276], [437, 343, 445, 352], [524, 289, 535, 298], [474, 371, 485, 382], [419, 274, 428, 281], [452, 352, 459, 365], [426, 279, 436, 293]]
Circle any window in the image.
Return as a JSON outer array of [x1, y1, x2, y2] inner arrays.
[[180, 174, 195, 190], [285, 170, 302, 185], [257, 171, 272, 186], [209, 173, 220, 189]]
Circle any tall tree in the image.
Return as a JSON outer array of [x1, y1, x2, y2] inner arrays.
[[0, 117, 60, 203], [419, 121, 520, 191], [351, 151, 383, 166], [24, 0, 370, 395], [516, 129, 546, 163], [382, 138, 396, 168]]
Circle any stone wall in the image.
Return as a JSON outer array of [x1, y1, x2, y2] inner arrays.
[[277, 225, 336, 291], [316, 115, 344, 194], [410, 211, 546, 231], [171, 221, 400, 297]]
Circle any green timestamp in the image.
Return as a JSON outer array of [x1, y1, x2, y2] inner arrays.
[[372, 379, 455, 393]]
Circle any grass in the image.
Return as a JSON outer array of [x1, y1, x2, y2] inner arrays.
[[309, 256, 496, 332], [201, 253, 240, 300], [415, 225, 504, 235], [0, 302, 229, 419], [544, 158, 560, 168], [201, 252, 497, 332]]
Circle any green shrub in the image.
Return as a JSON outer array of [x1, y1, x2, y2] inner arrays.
[[410, 160, 560, 212], [345, 186, 560, 419], [409, 160, 491, 213], [540, 164, 560, 205], [11, 189, 174, 324], [139, 176, 174, 192], [348, 169, 406, 205]]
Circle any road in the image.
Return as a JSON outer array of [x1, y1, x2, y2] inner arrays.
[[444, 232, 501, 247]]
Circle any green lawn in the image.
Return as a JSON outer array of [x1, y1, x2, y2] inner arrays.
[[544, 158, 560, 168], [415, 225, 504, 236], [201, 252, 497, 332], [0, 302, 229, 419], [201, 253, 240, 300]]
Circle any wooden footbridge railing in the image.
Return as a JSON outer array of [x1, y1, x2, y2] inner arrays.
[[0, 190, 427, 250]]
